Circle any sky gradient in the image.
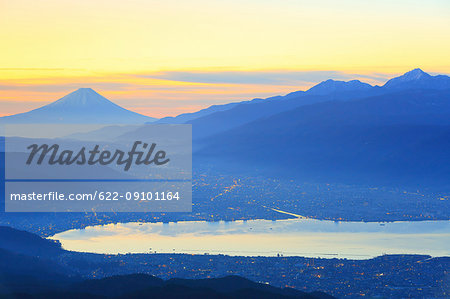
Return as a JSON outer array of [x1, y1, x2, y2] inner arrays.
[[1, 0, 449, 117]]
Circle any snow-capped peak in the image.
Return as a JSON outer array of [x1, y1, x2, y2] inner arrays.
[[47, 88, 112, 108], [383, 68, 433, 89], [0, 88, 156, 123], [396, 68, 430, 82]]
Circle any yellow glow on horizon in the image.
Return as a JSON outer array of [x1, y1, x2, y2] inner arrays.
[[1, 0, 450, 117], [2, 0, 450, 72]]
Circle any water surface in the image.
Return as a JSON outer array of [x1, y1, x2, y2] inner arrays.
[[51, 219, 450, 259]]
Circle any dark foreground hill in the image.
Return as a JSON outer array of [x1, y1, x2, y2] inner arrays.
[[67, 274, 332, 299], [0, 226, 447, 298], [0, 226, 64, 258], [0, 226, 332, 299], [0, 262, 330, 299], [0, 272, 332, 299]]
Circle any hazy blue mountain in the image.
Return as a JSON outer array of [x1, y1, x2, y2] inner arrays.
[[156, 95, 284, 124], [305, 79, 372, 95], [156, 101, 241, 124], [64, 124, 142, 141], [196, 88, 450, 187], [157, 79, 371, 125], [176, 69, 450, 139], [160, 81, 374, 129], [187, 81, 379, 140], [0, 88, 156, 124], [383, 68, 450, 90]]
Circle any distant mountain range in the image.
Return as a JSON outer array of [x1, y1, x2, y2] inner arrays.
[[0, 88, 156, 124], [2, 68, 449, 128], [189, 69, 450, 187], [197, 88, 450, 186], [158, 68, 450, 140], [383, 68, 450, 90], [1, 68, 449, 187]]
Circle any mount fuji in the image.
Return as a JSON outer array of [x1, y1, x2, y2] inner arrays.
[[0, 88, 156, 124]]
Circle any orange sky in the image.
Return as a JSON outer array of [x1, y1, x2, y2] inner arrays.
[[1, 0, 449, 118]]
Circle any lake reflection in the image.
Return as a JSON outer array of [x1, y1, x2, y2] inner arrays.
[[51, 219, 450, 259]]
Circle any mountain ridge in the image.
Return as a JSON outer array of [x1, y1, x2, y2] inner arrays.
[[159, 68, 450, 126], [196, 88, 450, 187], [305, 79, 372, 96], [383, 68, 450, 90], [0, 88, 156, 124], [2, 68, 449, 126], [164, 69, 450, 140]]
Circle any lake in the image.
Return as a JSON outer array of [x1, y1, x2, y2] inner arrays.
[[51, 218, 450, 259]]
